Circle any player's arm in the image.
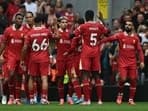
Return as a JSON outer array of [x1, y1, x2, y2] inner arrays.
[[63, 36, 80, 56], [21, 34, 30, 61], [136, 37, 144, 69], [0, 30, 8, 55], [100, 33, 119, 44], [0, 42, 6, 56]]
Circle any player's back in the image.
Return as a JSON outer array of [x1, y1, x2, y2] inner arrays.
[[28, 27, 51, 62], [78, 22, 106, 57]]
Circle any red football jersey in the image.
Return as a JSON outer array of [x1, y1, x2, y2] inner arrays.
[[23, 24, 33, 32], [3, 25, 25, 60], [24, 27, 52, 62], [56, 28, 71, 60], [68, 36, 82, 56], [101, 32, 144, 67], [74, 21, 107, 57]]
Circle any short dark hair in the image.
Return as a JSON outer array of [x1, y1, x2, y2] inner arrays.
[[19, 4, 26, 9], [85, 10, 94, 21], [34, 14, 43, 23], [77, 18, 85, 25], [58, 16, 67, 22], [66, 3, 73, 8], [26, 11, 34, 17], [15, 13, 24, 19]]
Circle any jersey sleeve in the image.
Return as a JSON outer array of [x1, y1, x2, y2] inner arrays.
[[74, 25, 82, 37], [100, 33, 119, 44], [2, 28, 9, 43], [24, 32, 31, 46]]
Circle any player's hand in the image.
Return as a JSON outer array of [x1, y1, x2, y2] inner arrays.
[[140, 62, 145, 69], [20, 61, 26, 71], [63, 52, 68, 56], [0, 58, 5, 65]]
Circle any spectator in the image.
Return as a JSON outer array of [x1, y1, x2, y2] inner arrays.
[[6, 0, 21, 24], [24, 0, 37, 16], [0, 5, 8, 34]]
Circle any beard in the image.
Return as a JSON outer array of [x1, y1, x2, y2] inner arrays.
[[125, 26, 132, 33]]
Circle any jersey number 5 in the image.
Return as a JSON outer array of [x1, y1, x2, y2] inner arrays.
[[90, 33, 97, 46], [32, 38, 49, 51]]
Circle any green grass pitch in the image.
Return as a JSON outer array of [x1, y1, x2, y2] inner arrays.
[[0, 102, 147, 111]]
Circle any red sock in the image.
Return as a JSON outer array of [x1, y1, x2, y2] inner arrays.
[[15, 81, 21, 99], [68, 83, 73, 97], [96, 79, 102, 101], [129, 79, 136, 100], [82, 80, 90, 101], [118, 80, 124, 94], [3, 81, 8, 95], [41, 89, 48, 99], [33, 81, 37, 95], [8, 79, 14, 96], [24, 80, 29, 99], [29, 89, 34, 99], [72, 80, 82, 99], [129, 87, 136, 100], [58, 83, 64, 99]]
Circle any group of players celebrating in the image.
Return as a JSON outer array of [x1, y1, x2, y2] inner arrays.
[[0, 9, 144, 105]]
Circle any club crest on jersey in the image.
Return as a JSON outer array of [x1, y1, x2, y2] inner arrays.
[[11, 39, 15, 44], [21, 33, 24, 38]]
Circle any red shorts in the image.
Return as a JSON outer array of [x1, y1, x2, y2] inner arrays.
[[79, 55, 99, 71], [28, 62, 49, 76], [119, 66, 138, 80], [6, 58, 24, 75], [56, 58, 73, 77]]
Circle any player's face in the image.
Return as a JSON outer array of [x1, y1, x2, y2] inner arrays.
[[125, 21, 133, 32], [60, 19, 67, 29], [25, 13, 34, 25], [15, 15, 24, 26]]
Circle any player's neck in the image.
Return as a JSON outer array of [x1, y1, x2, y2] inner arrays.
[[15, 24, 21, 29]]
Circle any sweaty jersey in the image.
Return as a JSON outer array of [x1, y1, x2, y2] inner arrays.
[[101, 32, 144, 67], [2, 25, 25, 60], [24, 27, 52, 62], [74, 21, 107, 57]]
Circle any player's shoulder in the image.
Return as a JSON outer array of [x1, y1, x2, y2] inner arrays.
[[5, 26, 13, 31]]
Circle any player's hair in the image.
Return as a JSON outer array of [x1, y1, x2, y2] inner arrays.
[[58, 16, 68, 22], [66, 3, 73, 9], [34, 14, 43, 23], [15, 13, 24, 19], [25, 11, 34, 17], [77, 18, 85, 25], [85, 10, 94, 21]]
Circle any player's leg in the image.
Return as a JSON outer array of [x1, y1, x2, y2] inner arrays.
[[92, 71, 103, 104], [92, 56, 103, 104], [40, 62, 50, 104], [6, 59, 17, 105], [128, 68, 137, 105], [14, 62, 24, 105], [56, 60, 66, 105], [71, 55, 82, 104], [1, 63, 8, 104], [116, 67, 127, 104], [28, 62, 37, 104], [79, 56, 91, 105]]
